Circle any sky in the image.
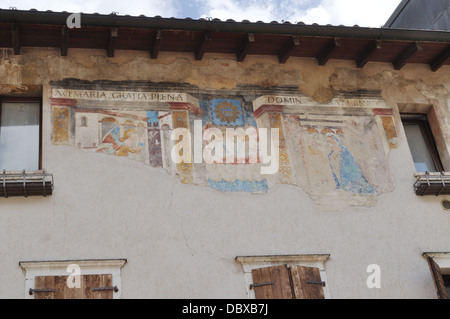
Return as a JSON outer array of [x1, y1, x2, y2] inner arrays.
[[0, 0, 402, 27]]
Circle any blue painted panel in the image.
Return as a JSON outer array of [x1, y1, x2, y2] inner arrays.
[[211, 99, 244, 126], [208, 179, 268, 193], [244, 109, 258, 127], [200, 100, 212, 125], [327, 134, 376, 194], [147, 111, 159, 127]]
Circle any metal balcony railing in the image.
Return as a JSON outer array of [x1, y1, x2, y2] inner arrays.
[[1, 170, 53, 198], [414, 172, 450, 196]]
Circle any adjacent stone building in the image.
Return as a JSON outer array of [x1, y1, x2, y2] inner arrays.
[[385, 0, 450, 30], [0, 6, 450, 299]]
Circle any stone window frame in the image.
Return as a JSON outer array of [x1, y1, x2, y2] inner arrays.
[[0, 97, 43, 170], [401, 113, 444, 172], [398, 103, 450, 172], [423, 252, 450, 299], [235, 254, 331, 299], [19, 259, 127, 299]]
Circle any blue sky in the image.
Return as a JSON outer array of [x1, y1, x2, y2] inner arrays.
[[0, 0, 402, 27]]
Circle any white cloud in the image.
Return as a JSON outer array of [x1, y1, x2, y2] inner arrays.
[[196, 0, 402, 27], [0, 0, 180, 17], [0, 0, 402, 27], [297, 0, 402, 27], [195, 0, 277, 22]]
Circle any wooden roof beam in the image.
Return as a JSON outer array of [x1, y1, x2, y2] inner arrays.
[[11, 24, 20, 55], [316, 38, 340, 66], [107, 27, 118, 58], [150, 30, 162, 59], [60, 26, 69, 56], [278, 36, 300, 64], [430, 45, 450, 72], [393, 41, 422, 70], [195, 31, 212, 60], [237, 33, 255, 62], [356, 40, 381, 68]]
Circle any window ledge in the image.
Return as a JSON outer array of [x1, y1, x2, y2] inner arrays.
[[414, 172, 450, 196], [235, 254, 330, 272], [1, 170, 53, 198]]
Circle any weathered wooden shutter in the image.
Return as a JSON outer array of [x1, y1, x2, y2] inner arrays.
[[34, 276, 57, 299], [289, 265, 325, 299], [426, 256, 449, 299], [251, 264, 325, 299], [33, 274, 114, 299], [251, 265, 293, 299]]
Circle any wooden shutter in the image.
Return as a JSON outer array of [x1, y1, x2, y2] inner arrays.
[[33, 274, 114, 299], [426, 256, 449, 299], [290, 265, 325, 299], [85, 274, 114, 299], [34, 276, 56, 299], [251, 264, 325, 299], [251, 265, 293, 299]]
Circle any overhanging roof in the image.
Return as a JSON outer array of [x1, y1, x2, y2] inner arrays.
[[1, 9, 450, 71], [385, 0, 450, 31]]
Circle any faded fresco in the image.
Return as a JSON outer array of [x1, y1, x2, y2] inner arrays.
[[283, 112, 393, 209], [50, 86, 396, 209], [53, 107, 70, 145], [96, 114, 147, 162]]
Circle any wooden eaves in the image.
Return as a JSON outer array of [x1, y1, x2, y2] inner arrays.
[[0, 8, 450, 71]]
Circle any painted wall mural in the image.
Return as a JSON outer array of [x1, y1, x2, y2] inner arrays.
[[211, 98, 244, 126], [96, 114, 147, 162], [50, 86, 397, 209], [52, 107, 70, 145]]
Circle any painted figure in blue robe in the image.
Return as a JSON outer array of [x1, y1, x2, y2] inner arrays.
[[326, 133, 376, 194]]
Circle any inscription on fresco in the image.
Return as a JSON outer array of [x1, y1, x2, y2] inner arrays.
[[52, 89, 187, 102], [255, 95, 387, 109]]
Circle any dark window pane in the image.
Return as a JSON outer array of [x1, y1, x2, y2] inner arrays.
[[0, 102, 40, 170], [403, 123, 438, 172], [443, 275, 450, 298]]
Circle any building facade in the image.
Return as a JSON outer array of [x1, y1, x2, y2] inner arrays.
[[0, 8, 450, 299], [385, 0, 450, 31]]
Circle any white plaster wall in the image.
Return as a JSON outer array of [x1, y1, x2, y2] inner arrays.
[[0, 50, 449, 299]]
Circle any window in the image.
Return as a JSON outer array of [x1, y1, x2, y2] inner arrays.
[[19, 259, 127, 299], [424, 253, 450, 299], [401, 114, 443, 172], [0, 99, 42, 170], [444, 275, 450, 297], [235, 254, 330, 299]]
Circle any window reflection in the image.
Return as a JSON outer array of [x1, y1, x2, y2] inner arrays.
[[0, 102, 40, 170], [401, 113, 443, 173], [403, 123, 438, 172]]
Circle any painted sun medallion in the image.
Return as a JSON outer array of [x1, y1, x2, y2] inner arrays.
[[211, 99, 244, 126]]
